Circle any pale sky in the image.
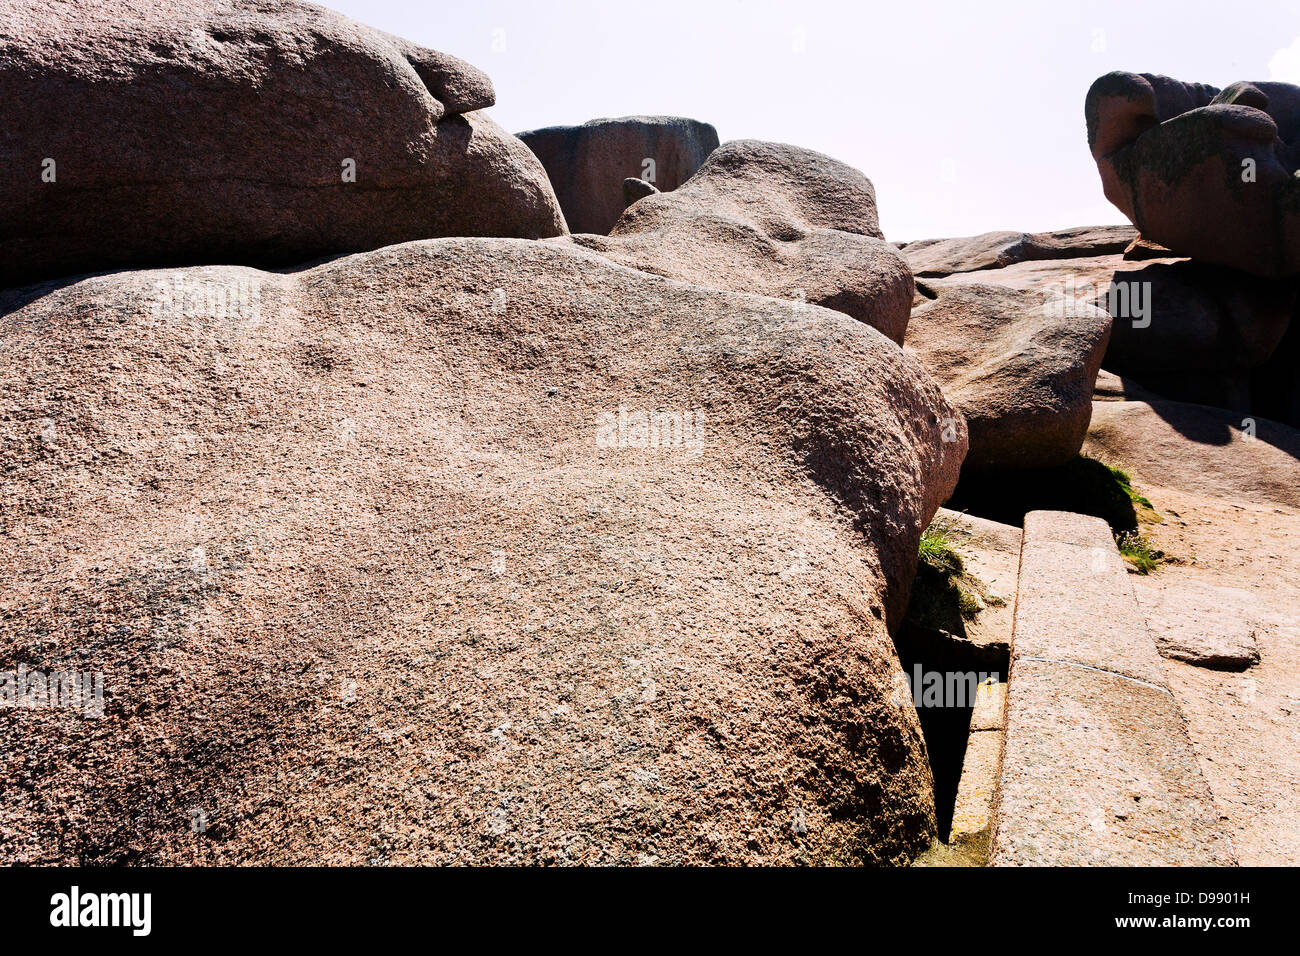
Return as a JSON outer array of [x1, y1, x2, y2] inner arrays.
[[322, 0, 1300, 241]]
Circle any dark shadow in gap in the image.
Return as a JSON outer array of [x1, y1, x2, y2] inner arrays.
[[945, 455, 1139, 534]]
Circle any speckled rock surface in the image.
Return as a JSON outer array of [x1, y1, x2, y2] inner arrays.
[[564, 140, 914, 344], [990, 511, 1235, 866], [948, 679, 1005, 844], [993, 662, 1236, 865], [0, 237, 967, 865], [0, 0, 566, 286], [906, 283, 1110, 469], [1134, 575, 1261, 671], [1118, 485, 1300, 865], [1008, 512, 1167, 683], [1084, 399, 1300, 509]]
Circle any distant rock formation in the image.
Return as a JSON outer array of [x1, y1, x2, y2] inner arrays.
[[518, 116, 719, 234], [1085, 71, 1300, 278], [914, 227, 1300, 428], [900, 225, 1136, 277], [0, 0, 566, 286]]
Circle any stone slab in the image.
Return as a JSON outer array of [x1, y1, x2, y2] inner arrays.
[[990, 511, 1236, 865]]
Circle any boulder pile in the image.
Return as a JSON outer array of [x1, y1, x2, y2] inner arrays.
[[1074, 71, 1300, 425], [1086, 71, 1300, 278], [0, 0, 974, 866], [3, 0, 1296, 868]]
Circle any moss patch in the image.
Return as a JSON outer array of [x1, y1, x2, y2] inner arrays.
[[910, 517, 1003, 637], [1108, 464, 1161, 524]]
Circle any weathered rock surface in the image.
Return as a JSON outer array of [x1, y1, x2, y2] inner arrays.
[[518, 116, 719, 234], [0, 237, 967, 865], [930, 509, 1020, 657], [1086, 71, 1300, 277], [567, 140, 914, 344], [1084, 399, 1300, 509], [929, 249, 1299, 420], [949, 678, 1006, 846], [0, 0, 566, 286], [900, 226, 1136, 277], [1119, 479, 1300, 865], [1133, 575, 1261, 671], [905, 283, 1110, 469]]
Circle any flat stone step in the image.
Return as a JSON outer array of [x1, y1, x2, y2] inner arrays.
[[949, 678, 1006, 847], [935, 508, 1020, 659], [989, 511, 1236, 865]]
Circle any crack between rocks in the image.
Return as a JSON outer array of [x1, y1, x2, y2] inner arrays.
[[1015, 656, 1172, 694]]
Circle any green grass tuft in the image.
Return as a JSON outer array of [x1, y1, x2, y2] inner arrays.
[[918, 521, 964, 576], [1107, 465, 1156, 513], [1116, 530, 1162, 574], [911, 517, 996, 630]]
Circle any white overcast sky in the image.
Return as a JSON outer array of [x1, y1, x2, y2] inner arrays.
[[321, 0, 1300, 241]]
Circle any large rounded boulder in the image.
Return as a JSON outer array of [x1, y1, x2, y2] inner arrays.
[[906, 282, 1111, 470], [0, 237, 965, 865], [565, 140, 915, 344], [0, 0, 566, 286], [1085, 71, 1300, 278]]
